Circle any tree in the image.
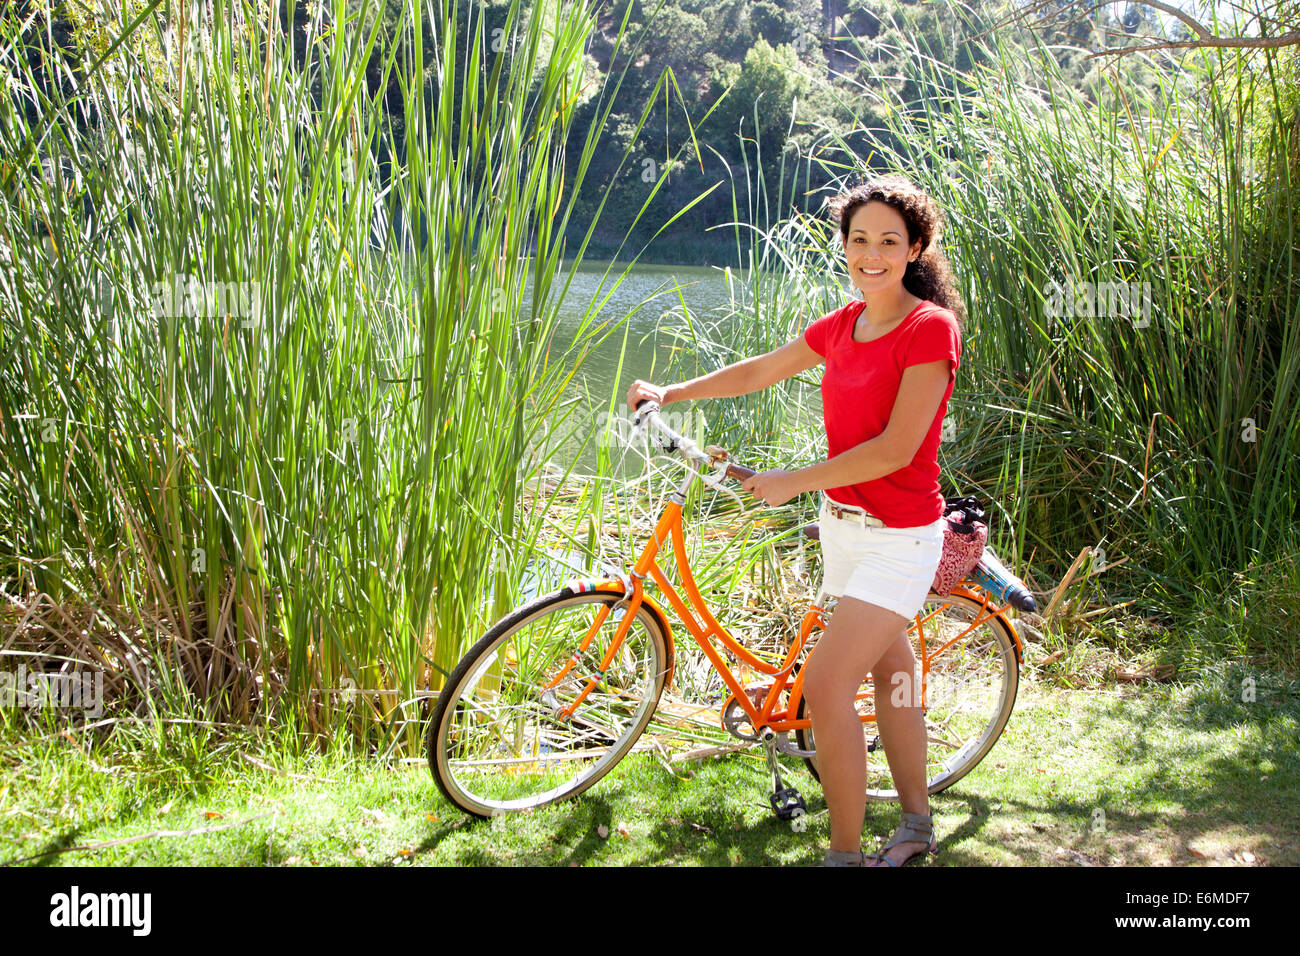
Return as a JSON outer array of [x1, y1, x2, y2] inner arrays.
[[994, 1, 1300, 58], [706, 35, 810, 157]]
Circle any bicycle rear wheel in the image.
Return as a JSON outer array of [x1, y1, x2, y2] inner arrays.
[[796, 591, 1019, 801], [428, 589, 670, 818]]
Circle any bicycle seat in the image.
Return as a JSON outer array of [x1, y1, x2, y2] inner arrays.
[[803, 523, 820, 541]]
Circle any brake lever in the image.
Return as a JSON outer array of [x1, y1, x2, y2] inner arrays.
[[630, 421, 677, 455], [630, 402, 687, 455], [629, 404, 664, 448], [698, 458, 747, 509], [630, 404, 730, 493]]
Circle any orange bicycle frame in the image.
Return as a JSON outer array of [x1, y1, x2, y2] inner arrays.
[[549, 459, 1025, 734]]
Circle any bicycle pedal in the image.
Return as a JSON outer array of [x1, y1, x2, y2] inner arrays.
[[769, 787, 806, 821]]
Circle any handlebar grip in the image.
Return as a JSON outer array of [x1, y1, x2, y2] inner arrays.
[[635, 399, 648, 410]]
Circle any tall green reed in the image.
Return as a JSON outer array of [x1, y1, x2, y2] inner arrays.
[[797, 7, 1299, 622], [0, 0, 718, 753]]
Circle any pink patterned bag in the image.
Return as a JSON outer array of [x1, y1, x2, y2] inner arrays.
[[931, 498, 989, 595]]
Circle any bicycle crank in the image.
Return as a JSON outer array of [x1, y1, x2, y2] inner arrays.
[[761, 730, 807, 822], [771, 732, 815, 758]]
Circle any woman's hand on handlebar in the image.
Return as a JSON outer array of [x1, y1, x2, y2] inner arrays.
[[741, 468, 802, 507], [626, 379, 671, 411]]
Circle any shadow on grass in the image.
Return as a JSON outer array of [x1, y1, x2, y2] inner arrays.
[[61, 662, 1282, 867], [940, 669, 1300, 865], [4, 826, 85, 867], [408, 798, 621, 866]]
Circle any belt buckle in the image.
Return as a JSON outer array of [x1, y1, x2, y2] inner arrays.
[[831, 501, 867, 526], [831, 500, 883, 529]]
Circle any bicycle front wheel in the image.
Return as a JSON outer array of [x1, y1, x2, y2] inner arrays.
[[796, 591, 1019, 802], [427, 589, 670, 818]]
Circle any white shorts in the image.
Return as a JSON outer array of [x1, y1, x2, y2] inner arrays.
[[817, 496, 946, 622]]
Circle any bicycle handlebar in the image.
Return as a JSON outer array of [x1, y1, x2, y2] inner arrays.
[[631, 400, 757, 483]]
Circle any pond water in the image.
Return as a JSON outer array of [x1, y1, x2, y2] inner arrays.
[[483, 256, 850, 611], [540, 257, 745, 471]]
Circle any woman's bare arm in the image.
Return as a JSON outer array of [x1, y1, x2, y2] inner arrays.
[[627, 335, 822, 408], [793, 359, 952, 492]]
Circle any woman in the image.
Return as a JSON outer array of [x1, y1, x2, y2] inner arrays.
[[626, 174, 965, 867]]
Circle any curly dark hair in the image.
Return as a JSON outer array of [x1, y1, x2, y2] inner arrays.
[[828, 174, 967, 330]]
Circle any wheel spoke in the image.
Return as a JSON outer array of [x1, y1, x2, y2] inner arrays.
[[429, 593, 667, 815], [798, 592, 1018, 801]]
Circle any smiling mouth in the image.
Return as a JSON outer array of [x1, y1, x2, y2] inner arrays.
[[860, 268, 886, 276]]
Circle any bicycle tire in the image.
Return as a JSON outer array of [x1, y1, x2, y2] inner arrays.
[[795, 591, 1019, 802], [428, 587, 670, 818]]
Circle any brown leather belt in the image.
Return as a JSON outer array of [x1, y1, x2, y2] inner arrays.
[[823, 496, 886, 528]]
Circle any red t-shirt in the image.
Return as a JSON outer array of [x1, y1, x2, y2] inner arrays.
[[803, 298, 961, 527]]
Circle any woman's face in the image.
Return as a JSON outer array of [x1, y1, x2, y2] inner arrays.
[[841, 200, 922, 298]]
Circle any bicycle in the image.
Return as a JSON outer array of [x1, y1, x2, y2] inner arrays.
[[427, 401, 1035, 820]]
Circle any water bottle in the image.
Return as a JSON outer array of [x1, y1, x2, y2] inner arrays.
[[970, 545, 1037, 612]]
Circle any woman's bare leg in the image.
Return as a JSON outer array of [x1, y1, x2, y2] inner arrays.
[[866, 630, 931, 866], [801, 595, 914, 854]]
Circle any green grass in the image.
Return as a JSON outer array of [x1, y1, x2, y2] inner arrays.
[[5, 659, 1296, 866]]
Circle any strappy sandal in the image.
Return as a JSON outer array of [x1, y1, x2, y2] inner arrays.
[[822, 848, 869, 867], [866, 812, 938, 867]]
